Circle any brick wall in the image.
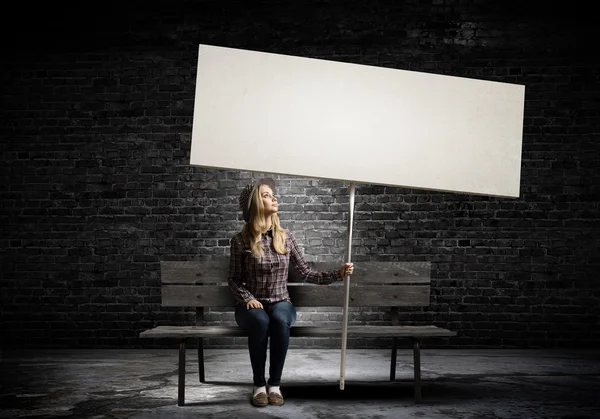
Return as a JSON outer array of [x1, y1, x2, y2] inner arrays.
[[1, 0, 598, 349]]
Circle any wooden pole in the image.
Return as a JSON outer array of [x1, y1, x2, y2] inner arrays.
[[340, 182, 355, 390]]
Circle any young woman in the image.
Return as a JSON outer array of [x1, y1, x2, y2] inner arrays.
[[228, 177, 354, 407]]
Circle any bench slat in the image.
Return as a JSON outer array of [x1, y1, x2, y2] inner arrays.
[[161, 260, 230, 285], [290, 284, 430, 307], [161, 260, 431, 285], [289, 261, 431, 284], [292, 325, 456, 338], [139, 325, 455, 339], [162, 284, 431, 307], [140, 325, 245, 338]]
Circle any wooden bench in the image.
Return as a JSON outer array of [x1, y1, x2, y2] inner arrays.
[[140, 259, 456, 406]]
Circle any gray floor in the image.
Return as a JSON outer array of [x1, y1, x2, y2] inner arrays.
[[1, 348, 599, 419]]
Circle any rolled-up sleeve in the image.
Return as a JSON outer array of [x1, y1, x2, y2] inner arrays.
[[227, 235, 255, 305], [288, 232, 342, 285]]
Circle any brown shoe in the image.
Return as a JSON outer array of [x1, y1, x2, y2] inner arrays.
[[268, 391, 284, 406], [252, 392, 268, 407]]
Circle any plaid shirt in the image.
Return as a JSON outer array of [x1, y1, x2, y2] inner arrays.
[[228, 229, 342, 305]]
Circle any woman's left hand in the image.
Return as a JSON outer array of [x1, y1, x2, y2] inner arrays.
[[339, 262, 354, 278]]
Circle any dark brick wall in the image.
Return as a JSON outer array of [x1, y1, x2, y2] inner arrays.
[[1, 0, 598, 349]]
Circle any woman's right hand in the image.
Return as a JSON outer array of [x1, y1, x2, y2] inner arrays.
[[246, 299, 263, 310]]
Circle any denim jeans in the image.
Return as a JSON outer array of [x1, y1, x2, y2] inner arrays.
[[235, 300, 297, 387]]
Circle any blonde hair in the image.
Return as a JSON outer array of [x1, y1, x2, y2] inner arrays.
[[242, 184, 288, 257]]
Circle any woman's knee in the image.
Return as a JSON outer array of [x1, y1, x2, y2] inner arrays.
[[270, 302, 297, 328], [236, 306, 270, 330]]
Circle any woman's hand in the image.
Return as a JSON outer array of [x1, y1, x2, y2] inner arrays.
[[246, 299, 264, 310], [339, 262, 354, 278]]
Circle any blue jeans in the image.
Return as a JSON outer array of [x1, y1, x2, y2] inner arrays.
[[235, 301, 297, 387]]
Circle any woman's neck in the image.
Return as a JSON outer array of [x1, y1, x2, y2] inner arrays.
[[263, 217, 272, 233]]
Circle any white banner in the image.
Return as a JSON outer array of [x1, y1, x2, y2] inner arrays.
[[191, 44, 525, 197]]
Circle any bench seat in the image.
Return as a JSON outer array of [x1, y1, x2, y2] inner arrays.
[[141, 324, 455, 338]]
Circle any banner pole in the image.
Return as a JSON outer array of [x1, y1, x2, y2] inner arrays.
[[340, 182, 355, 390]]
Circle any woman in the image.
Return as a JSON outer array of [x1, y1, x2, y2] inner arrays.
[[228, 177, 354, 407]]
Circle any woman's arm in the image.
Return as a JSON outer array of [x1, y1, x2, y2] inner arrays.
[[288, 231, 347, 285], [227, 235, 256, 305]]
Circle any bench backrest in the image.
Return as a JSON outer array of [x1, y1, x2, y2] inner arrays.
[[160, 259, 431, 308]]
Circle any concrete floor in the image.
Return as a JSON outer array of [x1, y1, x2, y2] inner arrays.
[[1, 348, 599, 419]]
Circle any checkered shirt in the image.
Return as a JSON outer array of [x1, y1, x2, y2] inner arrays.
[[228, 230, 342, 305]]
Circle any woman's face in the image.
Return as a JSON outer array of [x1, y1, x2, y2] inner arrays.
[[259, 184, 278, 217]]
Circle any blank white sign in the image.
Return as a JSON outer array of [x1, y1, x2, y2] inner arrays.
[[191, 44, 525, 197]]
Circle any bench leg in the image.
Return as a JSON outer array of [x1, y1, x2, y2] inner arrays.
[[412, 338, 421, 403], [178, 339, 186, 406], [198, 337, 205, 383], [390, 337, 397, 381]]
